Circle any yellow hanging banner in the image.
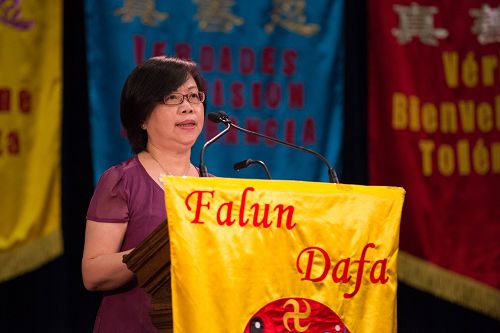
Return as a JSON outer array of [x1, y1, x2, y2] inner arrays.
[[0, 0, 62, 281], [164, 177, 404, 332]]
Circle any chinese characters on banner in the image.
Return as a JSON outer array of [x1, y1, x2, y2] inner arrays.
[[368, 0, 499, 319], [85, 0, 344, 183]]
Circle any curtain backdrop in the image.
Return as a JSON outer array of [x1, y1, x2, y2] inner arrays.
[[368, 0, 500, 319], [85, 0, 344, 183], [0, 0, 63, 282]]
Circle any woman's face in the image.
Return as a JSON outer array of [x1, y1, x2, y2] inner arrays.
[[144, 74, 204, 151]]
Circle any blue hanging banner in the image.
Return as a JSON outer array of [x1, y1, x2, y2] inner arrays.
[[85, 0, 344, 182]]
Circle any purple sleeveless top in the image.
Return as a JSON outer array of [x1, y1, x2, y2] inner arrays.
[[87, 155, 165, 333]]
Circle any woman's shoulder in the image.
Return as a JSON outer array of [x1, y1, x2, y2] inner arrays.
[[97, 156, 143, 186], [87, 157, 141, 223], [102, 156, 141, 175]]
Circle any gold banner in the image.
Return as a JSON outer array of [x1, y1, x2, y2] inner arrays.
[[164, 177, 404, 332], [0, 0, 62, 282]]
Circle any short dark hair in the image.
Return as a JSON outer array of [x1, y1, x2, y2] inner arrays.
[[120, 56, 205, 154]]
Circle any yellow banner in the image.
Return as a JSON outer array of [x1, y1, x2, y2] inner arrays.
[[163, 177, 404, 332], [0, 1, 62, 282]]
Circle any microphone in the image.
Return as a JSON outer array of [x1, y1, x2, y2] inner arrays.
[[234, 159, 272, 179], [198, 114, 231, 177], [209, 111, 339, 183]]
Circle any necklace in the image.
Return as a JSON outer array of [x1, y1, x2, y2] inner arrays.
[[147, 151, 192, 176]]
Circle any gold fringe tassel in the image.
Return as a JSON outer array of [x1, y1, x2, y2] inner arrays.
[[0, 228, 63, 283], [398, 251, 500, 320]]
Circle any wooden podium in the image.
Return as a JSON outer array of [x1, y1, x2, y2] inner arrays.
[[122, 219, 172, 332]]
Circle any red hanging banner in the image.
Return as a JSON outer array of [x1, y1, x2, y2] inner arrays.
[[368, 0, 500, 319]]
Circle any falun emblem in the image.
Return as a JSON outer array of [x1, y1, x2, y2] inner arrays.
[[244, 298, 350, 333]]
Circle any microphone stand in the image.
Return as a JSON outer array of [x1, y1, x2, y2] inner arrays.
[[234, 159, 272, 179], [217, 112, 339, 183], [198, 122, 231, 177]]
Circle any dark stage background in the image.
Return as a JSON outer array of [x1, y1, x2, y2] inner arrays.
[[0, 1, 498, 332]]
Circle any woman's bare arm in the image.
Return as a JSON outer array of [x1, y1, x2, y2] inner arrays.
[[82, 220, 135, 291]]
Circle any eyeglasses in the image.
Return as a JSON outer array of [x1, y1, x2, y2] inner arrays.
[[163, 91, 205, 105]]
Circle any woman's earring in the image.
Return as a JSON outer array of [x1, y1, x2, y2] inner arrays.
[[141, 124, 146, 130]]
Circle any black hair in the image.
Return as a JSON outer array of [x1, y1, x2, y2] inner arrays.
[[120, 56, 205, 153]]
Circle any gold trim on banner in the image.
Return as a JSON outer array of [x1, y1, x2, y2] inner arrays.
[[0, 229, 63, 283], [398, 251, 500, 320]]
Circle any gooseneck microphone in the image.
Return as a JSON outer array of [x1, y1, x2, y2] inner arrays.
[[234, 159, 272, 179], [209, 111, 339, 183], [198, 113, 231, 177]]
